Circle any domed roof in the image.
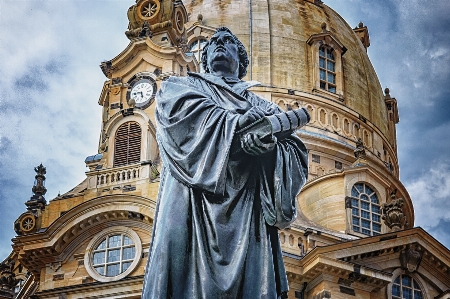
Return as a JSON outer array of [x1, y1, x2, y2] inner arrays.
[[183, 0, 388, 135]]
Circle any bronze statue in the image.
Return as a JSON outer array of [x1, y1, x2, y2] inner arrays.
[[142, 27, 309, 299]]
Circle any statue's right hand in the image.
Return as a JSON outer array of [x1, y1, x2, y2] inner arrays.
[[237, 106, 266, 129]]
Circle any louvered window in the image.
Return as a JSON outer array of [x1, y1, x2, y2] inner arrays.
[[114, 122, 141, 167]]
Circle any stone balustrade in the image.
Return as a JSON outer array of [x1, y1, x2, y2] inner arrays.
[[97, 165, 140, 187]]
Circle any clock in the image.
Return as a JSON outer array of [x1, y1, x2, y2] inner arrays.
[[126, 75, 157, 109]]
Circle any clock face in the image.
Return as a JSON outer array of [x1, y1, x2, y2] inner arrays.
[[130, 79, 153, 105], [126, 76, 157, 109]]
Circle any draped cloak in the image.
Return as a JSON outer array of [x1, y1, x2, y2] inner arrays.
[[142, 73, 308, 299]]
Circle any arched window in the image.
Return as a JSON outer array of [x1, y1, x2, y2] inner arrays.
[[350, 183, 381, 236], [114, 122, 141, 167], [188, 39, 207, 72], [319, 45, 336, 93], [392, 274, 423, 299]]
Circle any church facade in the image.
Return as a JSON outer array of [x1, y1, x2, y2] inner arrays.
[[1, 0, 449, 298]]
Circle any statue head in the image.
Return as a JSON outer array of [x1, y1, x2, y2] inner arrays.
[[201, 27, 249, 79]]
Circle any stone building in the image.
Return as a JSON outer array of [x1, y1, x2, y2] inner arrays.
[[1, 0, 449, 298]]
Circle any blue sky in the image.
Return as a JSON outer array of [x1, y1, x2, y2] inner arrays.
[[0, 0, 449, 259]]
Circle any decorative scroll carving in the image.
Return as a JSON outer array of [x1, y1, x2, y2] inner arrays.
[[382, 190, 407, 231], [100, 60, 114, 78], [400, 244, 423, 272], [0, 259, 17, 299]]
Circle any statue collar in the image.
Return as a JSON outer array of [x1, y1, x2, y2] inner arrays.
[[188, 72, 261, 96]]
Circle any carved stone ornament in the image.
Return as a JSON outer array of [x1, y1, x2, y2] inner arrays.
[[382, 189, 407, 231], [99, 134, 109, 153], [138, 21, 153, 38], [400, 244, 423, 272], [14, 212, 39, 235], [0, 259, 17, 299], [25, 164, 47, 212], [49, 262, 62, 272], [312, 290, 331, 299], [353, 137, 366, 159], [177, 34, 189, 52], [32, 164, 47, 196], [100, 60, 114, 78]]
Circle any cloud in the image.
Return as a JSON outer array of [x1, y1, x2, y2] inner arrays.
[[1, 0, 449, 258], [406, 163, 450, 248], [406, 162, 450, 228], [0, 0, 131, 258], [325, 0, 450, 247]]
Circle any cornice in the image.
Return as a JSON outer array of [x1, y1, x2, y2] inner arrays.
[[105, 38, 193, 76], [301, 227, 450, 285], [35, 275, 144, 299], [11, 195, 156, 278]]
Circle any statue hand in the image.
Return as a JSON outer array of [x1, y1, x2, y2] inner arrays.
[[238, 106, 266, 129], [241, 133, 277, 156]]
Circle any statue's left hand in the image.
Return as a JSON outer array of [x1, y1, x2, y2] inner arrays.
[[241, 133, 277, 156]]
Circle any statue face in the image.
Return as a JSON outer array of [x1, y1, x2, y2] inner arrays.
[[206, 31, 240, 77]]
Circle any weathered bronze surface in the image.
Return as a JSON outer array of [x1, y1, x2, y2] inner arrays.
[[142, 27, 309, 299]]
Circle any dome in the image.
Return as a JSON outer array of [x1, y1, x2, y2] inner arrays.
[[183, 0, 388, 136], [182, 0, 412, 233]]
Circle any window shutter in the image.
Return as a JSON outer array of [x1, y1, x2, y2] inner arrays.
[[114, 122, 141, 167]]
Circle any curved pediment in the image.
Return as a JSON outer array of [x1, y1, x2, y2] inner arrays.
[[12, 195, 156, 277], [100, 37, 194, 79]]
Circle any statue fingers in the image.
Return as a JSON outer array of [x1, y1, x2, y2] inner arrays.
[[253, 134, 277, 153], [241, 133, 260, 156]]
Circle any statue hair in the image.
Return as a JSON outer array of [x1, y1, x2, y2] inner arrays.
[[201, 27, 249, 79]]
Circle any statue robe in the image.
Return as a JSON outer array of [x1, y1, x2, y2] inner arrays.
[[142, 73, 308, 299]]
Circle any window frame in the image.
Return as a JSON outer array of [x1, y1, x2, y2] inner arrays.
[[319, 45, 337, 93], [84, 226, 142, 283], [312, 154, 321, 164], [348, 182, 382, 236], [387, 269, 428, 299], [188, 38, 208, 73], [113, 121, 142, 168], [307, 32, 346, 101]]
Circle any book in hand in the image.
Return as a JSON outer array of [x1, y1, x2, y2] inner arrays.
[[231, 107, 310, 154]]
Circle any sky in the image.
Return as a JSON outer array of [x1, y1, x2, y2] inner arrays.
[[0, 0, 449, 259]]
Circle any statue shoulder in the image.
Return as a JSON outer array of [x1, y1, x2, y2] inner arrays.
[[164, 75, 196, 85]]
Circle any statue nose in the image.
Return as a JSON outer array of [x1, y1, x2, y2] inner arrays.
[[216, 37, 226, 45]]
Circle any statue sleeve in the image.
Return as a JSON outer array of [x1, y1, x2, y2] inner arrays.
[[259, 135, 308, 229], [155, 76, 240, 196]]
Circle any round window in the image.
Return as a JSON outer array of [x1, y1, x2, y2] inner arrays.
[[84, 227, 142, 282]]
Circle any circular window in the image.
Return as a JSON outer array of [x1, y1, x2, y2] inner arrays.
[[175, 9, 184, 33], [84, 227, 142, 282], [20, 215, 36, 232], [138, 0, 160, 20]]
